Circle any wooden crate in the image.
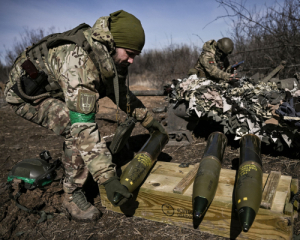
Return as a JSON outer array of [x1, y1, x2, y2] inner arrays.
[[99, 161, 298, 240]]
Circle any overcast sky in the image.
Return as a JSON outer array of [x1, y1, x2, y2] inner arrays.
[[0, 0, 282, 64]]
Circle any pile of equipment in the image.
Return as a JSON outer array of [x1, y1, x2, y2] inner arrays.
[[166, 74, 300, 151]]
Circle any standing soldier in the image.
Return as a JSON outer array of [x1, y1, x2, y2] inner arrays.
[[4, 10, 167, 221], [189, 37, 236, 82]]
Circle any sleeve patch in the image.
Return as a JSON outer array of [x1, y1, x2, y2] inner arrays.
[[77, 90, 96, 114]]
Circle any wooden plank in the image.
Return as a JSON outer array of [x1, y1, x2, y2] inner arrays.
[[143, 174, 184, 194], [104, 161, 293, 239], [150, 162, 197, 178], [173, 163, 199, 194], [144, 173, 238, 203], [184, 181, 234, 200], [271, 192, 288, 214], [218, 168, 237, 185], [284, 203, 294, 217], [261, 61, 286, 83], [261, 171, 281, 209], [277, 175, 293, 194], [271, 175, 292, 213], [99, 186, 292, 240], [126, 162, 269, 204]]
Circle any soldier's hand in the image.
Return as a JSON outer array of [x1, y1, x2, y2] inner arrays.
[[102, 176, 132, 206], [229, 73, 239, 81], [141, 112, 168, 135], [230, 62, 238, 74], [144, 118, 168, 135]]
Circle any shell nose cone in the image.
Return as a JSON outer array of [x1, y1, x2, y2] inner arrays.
[[194, 211, 202, 219], [243, 222, 249, 232], [193, 197, 208, 219], [238, 206, 256, 232]]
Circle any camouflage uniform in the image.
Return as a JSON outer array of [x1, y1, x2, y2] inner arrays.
[[4, 16, 151, 193], [191, 40, 231, 81]]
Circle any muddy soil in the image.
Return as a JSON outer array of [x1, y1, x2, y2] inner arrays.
[[1, 88, 300, 240]]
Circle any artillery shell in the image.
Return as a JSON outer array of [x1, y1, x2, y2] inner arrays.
[[235, 134, 262, 232], [113, 131, 169, 204], [192, 132, 227, 218]]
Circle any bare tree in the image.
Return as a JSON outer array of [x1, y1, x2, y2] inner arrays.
[[0, 27, 57, 84], [0, 57, 10, 84], [214, 0, 300, 78], [4, 27, 56, 66], [130, 43, 201, 87]]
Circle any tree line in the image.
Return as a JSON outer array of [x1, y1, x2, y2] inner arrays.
[[221, 0, 300, 78], [1, 0, 299, 88]]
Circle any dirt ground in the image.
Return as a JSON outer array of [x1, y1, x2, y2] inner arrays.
[[1, 86, 300, 240]]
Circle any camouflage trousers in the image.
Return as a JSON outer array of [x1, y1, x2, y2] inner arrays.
[[9, 98, 111, 193]]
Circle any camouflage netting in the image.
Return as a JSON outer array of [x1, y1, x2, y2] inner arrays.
[[166, 74, 300, 152]]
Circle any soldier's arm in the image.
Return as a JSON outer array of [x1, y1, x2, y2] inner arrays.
[[49, 44, 115, 184], [200, 53, 231, 81], [105, 77, 149, 121], [224, 56, 232, 73], [105, 76, 166, 133]]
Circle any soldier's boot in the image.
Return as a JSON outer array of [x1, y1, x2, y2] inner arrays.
[[62, 189, 102, 222]]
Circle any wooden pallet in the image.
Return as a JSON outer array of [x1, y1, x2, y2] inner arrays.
[[99, 161, 298, 240]]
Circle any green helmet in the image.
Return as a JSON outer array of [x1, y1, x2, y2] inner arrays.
[[217, 38, 234, 55], [7, 151, 60, 223], [7, 151, 59, 190]]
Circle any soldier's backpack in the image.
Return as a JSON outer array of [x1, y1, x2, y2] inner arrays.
[[25, 23, 96, 92]]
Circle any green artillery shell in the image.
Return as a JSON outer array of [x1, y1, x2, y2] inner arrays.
[[192, 132, 227, 218], [235, 134, 262, 232], [113, 131, 169, 204]]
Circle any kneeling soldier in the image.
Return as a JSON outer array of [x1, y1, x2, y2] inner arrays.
[[4, 10, 167, 221]]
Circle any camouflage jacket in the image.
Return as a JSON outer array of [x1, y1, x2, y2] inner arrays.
[[5, 17, 147, 120], [193, 40, 231, 81], [4, 17, 149, 184]]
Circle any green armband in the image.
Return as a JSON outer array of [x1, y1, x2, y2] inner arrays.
[[69, 110, 95, 125]]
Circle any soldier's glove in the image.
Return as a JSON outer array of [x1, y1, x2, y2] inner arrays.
[[142, 113, 168, 135], [102, 176, 132, 207]]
